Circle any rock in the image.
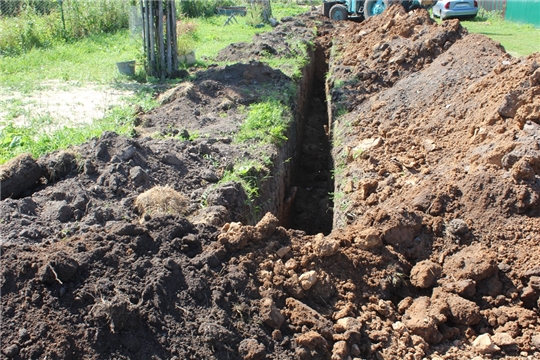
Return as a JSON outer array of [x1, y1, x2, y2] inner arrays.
[[446, 218, 469, 236], [272, 329, 282, 341], [523, 267, 540, 277], [191, 205, 231, 227], [313, 233, 340, 257], [478, 274, 503, 297], [269, 18, 278, 27], [355, 137, 383, 151], [331, 340, 349, 360], [512, 158, 536, 181], [529, 276, 540, 291], [162, 154, 183, 166], [472, 334, 500, 354], [43, 200, 73, 223], [284, 258, 297, 270], [285, 298, 333, 335], [492, 332, 516, 347], [443, 244, 498, 282], [119, 145, 137, 161], [402, 296, 447, 344], [129, 166, 151, 187], [334, 317, 362, 333], [254, 212, 279, 241], [112, 223, 146, 236], [380, 209, 423, 248], [238, 339, 265, 360], [442, 279, 476, 298], [410, 260, 442, 288], [218, 222, 254, 251], [39, 252, 79, 285], [423, 139, 437, 152], [442, 291, 481, 325], [299, 270, 318, 290], [260, 298, 284, 329], [1, 344, 19, 358], [350, 343, 361, 357], [354, 228, 382, 249], [276, 246, 291, 258], [520, 286, 538, 308], [295, 331, 329, 350], [201, 169, 219, 182], [357, 179, 378, 200], [531, 334, 540, 349]]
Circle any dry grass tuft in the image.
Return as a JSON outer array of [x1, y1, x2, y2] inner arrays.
[[158, 82, 195, 105], [135, 185, 188, 220]]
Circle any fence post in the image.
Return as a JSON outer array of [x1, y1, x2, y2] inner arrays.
[[141, 0, 178, 79], [57, 0, 66, 36]]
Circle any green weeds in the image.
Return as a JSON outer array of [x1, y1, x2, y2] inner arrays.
[[236, 100, 291, 146]]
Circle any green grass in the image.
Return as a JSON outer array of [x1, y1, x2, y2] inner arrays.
[[236, 99, 292, 146], [0, 86, 157, 164], [0, 30, 142, 92], [437, 10, 540, 57], [190, 16, 268, 60], [0, 106, 133, 164]]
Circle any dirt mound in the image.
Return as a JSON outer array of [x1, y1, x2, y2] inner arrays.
[[2, 8, 540, 360]]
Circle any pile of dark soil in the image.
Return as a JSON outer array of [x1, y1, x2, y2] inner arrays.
[[1, 6, 539, 360]]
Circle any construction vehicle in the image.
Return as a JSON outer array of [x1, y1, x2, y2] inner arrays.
[[322, 0, 437, 20]]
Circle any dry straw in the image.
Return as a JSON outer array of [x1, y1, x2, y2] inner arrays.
[[135, 185, 188, 220]]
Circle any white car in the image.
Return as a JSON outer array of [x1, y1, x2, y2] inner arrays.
[[432, 0, 478, 20]]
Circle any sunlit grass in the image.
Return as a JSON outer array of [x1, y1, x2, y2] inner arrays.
[[435, 10, 540, 57]]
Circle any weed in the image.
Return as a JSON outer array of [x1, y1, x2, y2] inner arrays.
[[236, 99, 291, 146]]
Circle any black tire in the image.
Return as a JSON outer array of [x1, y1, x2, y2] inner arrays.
[[401, 0, 411, 12], [329, 4, 348, 21], [364, 0, 392, 19]]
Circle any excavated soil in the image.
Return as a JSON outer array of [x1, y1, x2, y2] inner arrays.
[[1, 6, 540, 360]]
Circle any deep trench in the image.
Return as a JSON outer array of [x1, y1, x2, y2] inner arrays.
[[289, 55, 334, 235]]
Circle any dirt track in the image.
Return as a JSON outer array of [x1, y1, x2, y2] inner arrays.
[[1, 6, 540, 360]]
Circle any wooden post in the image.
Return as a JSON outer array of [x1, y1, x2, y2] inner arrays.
[[140, 0, 178, 79]]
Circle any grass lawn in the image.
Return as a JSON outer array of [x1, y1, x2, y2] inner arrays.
[[446, 11, 540, 57]]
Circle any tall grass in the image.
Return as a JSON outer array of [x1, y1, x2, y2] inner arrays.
[[177, 0, 235, 18], [0, 0, 129, 56]]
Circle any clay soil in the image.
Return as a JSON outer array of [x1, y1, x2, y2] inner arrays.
[[1, 6, 540, 360]]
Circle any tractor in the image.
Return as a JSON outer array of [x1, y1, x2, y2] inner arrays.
[[322, 0, 437, 20]]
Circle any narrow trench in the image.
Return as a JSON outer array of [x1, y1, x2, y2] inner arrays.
[[289, 57, 334, 235]]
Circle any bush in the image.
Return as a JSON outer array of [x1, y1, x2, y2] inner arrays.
[[177, 0, 235, 18], [0, 0, 129, 55], [0, 5, 62, 55]]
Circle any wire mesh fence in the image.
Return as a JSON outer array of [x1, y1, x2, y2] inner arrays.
[[0, 0, 58, 17]]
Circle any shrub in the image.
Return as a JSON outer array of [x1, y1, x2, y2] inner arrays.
[[177, 0, 235, 18], [0, 0, 129, 55]]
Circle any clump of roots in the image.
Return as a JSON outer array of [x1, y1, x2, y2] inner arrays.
[[135, 185, 188, 221]]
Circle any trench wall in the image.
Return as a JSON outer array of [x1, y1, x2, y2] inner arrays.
[[253, 45, 316, 226]]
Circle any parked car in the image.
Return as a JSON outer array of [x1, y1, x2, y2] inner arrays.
[[432, 0, 478, 20]]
